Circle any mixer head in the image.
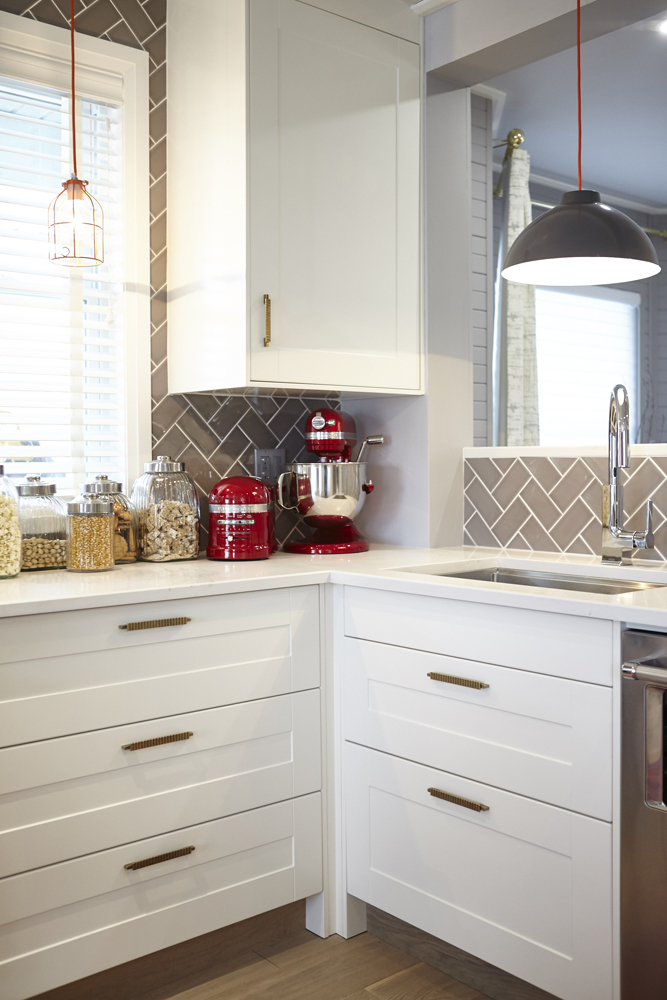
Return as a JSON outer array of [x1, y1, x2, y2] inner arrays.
[[304, 408, 357, 461]]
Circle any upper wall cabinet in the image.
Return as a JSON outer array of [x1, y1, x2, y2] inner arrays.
[[167, 0, 422, 395]]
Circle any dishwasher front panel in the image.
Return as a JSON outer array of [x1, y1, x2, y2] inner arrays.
[[621, 629, 667, 999]]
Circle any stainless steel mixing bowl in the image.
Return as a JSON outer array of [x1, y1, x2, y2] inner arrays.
[[277, 462, 370, 522]]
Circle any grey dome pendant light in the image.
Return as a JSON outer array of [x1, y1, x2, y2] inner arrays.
[[501, 0, 660, 286]]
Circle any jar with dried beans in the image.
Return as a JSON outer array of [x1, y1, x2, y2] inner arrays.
[[17, 475, 67, 571]]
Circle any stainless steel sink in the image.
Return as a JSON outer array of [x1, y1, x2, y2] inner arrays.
[[431, 566, 664, 596]]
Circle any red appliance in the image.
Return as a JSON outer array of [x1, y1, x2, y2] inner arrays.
[[207, 476, 274, 561], [305, 408, 357, 461]]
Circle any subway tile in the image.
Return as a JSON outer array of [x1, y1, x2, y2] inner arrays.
[[550, 457, 575, 475], [519, 478, 561, 531], [177, 407, 221, 459], [149, 99, 166, 144], [464, 496, 474, 524], [150, 137, 166, 182], [507, 532, 530, 550], [550, 498, 594, 551], [106, 18, 141, 47], [581, 477, 603, 520], [150, 322, 167, 366], [142, 0, 165, 28], [467, 457, 502, 491], [463, 461, 474, 490], [75, 0, 120, 36], [209, 397, 249, 440], [150, 247, 166, 292], [581, 456, 608, 483], [247, 395, 280, 421], [150, 174, 166, 218], [150, 211, 166, 256], [149, 62, 166, 106], [239, 407, 279, 450], [152, 421, 189, 460], [463, 512, 499, 549], [269, 398, 308, 442], [466, 474, 503, 528], [150, 357, 168, 404], [151, 393, 188, 440], [176, 442, 219, 494], [492, 458, 514, 474], [521, 457, 561, 493], [26, 0, 68, 26], [111, 0, 156, 41], [1, 0, 40, 12], [492, 460, 531, 509], [549, 459, 595, 513], [492, 496, 530, 547], [184, 393, 220, 423], [281, 426, 308, 464], [209, 426, 251, 478], [150, 291, 166, 331], [519, 516, 559, 553], [580, 517, 602, 556], [143, 23, 165, 66], [566, 534, 594, 556], [624, 458, 666, 517]]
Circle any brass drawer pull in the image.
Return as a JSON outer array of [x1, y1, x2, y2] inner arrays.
[[428, 787, 489, 812], [263, 293, 271, 346], [119, 617, 191, 632], [122, 731, 193, 752], [427, 671, 489, 690], [124, 845, 195, 871]]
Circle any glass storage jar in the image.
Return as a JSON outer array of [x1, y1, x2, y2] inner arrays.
[[66, 499, 115, 572], [0, 465, 21, 579], [131, 456, 200, 562], [17, 475, 67, 570], [80, 475, 137, 563]]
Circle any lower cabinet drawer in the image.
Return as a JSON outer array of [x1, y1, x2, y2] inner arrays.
[[345, 743, 611, 1000], [343, 636, 612, 820], [0, 792, 322, 1000], [0, 689, 320, 878]]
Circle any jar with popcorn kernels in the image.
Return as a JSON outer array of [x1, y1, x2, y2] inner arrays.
[[66, 499, 115, 572]]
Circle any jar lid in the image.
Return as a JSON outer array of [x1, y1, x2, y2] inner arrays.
[[80, 474, 122, 494], [68, 499, 114, 515], [18, 475, 56, 496], [144, 455, 184, 473]]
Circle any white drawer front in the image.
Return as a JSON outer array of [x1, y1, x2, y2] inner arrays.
[[0, 689, 320, 878], [344, 586, 612, 685], [343, 636, 612, 821], [0, 793, 322, 1000], [0, 586, 320, 745], [346, 743, 611, 1000]]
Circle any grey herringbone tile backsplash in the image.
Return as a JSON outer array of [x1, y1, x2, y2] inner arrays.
[[5, 0, 337, 547], [465, 454, 667, 561]]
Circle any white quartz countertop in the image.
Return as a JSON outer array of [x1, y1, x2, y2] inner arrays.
[[2, 544, 667, 625]]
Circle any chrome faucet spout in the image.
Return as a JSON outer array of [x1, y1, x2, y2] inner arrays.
[[602, 384, 653, 563]]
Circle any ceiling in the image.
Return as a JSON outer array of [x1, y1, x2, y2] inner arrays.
[[483, 12, 667, 206]]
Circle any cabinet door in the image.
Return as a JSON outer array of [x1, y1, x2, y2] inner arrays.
[[249, 0, 421, 392], [346, 743, 612, 1000]]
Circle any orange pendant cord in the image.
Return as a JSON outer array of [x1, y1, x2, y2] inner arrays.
[[577, 0, 582, 189], [70, 0, 77, 177]]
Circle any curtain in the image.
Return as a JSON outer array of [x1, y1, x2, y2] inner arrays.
[[493, 149, 539, 446]]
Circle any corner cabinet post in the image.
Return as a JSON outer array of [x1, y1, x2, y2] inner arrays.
[[167, 0, 422, 395]]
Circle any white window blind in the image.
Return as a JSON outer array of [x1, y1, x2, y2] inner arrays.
[[0, 76, 124, 493], [535, 286, 639, 446]]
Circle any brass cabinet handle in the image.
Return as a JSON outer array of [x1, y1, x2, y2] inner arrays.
[[428, 786, 489, 812], [122, 731, 193, 752], [263, 293, 271, 346], [119, 617, 191, 632], [427, 671, 489, 690], [124, 845, 195, 871]]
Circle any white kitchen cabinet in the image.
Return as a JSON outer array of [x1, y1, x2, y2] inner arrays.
[[167, 0, 422, 394], [346, 743, 612, 1000]]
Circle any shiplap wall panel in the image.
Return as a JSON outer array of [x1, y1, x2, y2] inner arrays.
[[471, 93, 492, 446]]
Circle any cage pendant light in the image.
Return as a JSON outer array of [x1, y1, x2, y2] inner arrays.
[[501, 0, 659, 286], [48, 0, 103, 267]]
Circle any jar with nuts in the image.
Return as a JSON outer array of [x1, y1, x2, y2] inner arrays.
[[79, 475, 137, 563], [66, 499, 115, 572], [0, 465, 21, 579], [131, 456, 200, 562], [17, 475, 67, 571]]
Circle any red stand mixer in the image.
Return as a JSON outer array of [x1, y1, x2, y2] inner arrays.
[[277, 408, 383, 554]]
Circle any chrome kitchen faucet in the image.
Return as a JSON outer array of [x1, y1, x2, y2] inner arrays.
[[601, 384, 654, 563]]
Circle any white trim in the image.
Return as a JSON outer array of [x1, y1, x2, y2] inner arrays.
[[471, 83, 505, 136], [0, 11, 151, 491], [535, 285, 641, 308]]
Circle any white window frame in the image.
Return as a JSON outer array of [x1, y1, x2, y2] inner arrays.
[[0, 10, 151, 489]]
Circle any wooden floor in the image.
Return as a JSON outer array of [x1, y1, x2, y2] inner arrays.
[[169, 929, 489, 1000]]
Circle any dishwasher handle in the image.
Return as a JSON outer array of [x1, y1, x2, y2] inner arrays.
[[622, 660, 667, 686]]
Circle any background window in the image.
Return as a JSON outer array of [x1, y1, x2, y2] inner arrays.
[[0, 77, 124, 492], [535, 285, 640, 446]]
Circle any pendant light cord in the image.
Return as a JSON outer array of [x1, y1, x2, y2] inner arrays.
[[577, 0, 582, 189], [70, 0, 77, 177]]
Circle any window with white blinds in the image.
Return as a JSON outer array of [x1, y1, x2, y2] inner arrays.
[[0, 75, 124, 493], [535, 285, 640, 446]]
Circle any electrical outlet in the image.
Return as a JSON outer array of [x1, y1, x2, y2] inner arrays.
[[254, 448, 285, 482]]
